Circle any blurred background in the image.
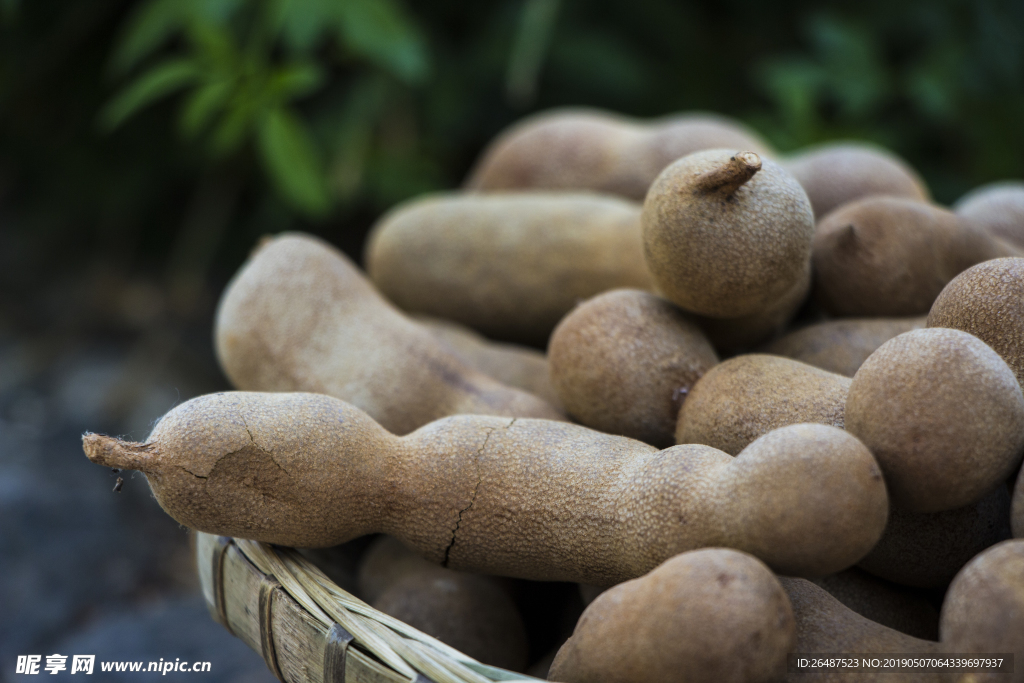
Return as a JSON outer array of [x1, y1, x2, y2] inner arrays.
[[1, 0, 1022, 679]]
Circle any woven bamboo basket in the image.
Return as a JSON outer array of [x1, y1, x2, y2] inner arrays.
[[195, 532, 546, 683]]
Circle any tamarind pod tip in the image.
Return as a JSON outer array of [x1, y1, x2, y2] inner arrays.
[[82, 433, 157, 472], [694, 151, 762, 196]]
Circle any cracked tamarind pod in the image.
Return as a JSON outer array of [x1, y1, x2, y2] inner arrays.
[[548, 289, 719, 448], [214, 232, 563, 435], [364, 192, 653, 345], [675, 354, 851, 456], [548, 548, 795, 683], [465, 107, 775, 201], [641, 149, 815, 319], [82, 392, 888, 584], [356, 536, 528, 672]]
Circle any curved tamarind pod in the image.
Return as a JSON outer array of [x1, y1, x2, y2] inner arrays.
[[466, 108, 775, 200], [215, 232, 563, 435], [83, 392, 888, 585], [415, 315, 561, 409], [779, 578, 941, 683]]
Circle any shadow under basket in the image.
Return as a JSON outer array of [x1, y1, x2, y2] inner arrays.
[[194, 532, 544, 683]]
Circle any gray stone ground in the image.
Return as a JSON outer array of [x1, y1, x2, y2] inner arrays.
[[0, 297, 277, 682]]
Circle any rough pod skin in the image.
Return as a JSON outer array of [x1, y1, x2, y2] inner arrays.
[[812, 197, 1020, 317], [690, 268, 811, 355], [940, 540, 1024, 683], [780, 142, 930, 219], [927, 257, 1024, 387], [548, 549, 795, 683], [857, 485, 1012, 589], [811, 568, 938, 640], [764, 316, 926, 377], [954, 180, 1024, 248], [364, 192, 653, 345], [415, 315, 561, 409], [214, 232, 562, 435], [642, 149, 815, 318], [676, 354, 851, 456], [779, 578, 941, 683], [358, 537, 528, 672], [845, 328, 1024, 513], [82, 393, 888, 583], [1016, 472, 1024, 539], [548, 289, 718, 448], [465, 107, 775, 200]]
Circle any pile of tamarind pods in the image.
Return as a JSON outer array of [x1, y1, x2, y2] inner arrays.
[[84, 107, 1024, 683]]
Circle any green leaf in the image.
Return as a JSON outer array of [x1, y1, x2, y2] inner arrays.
[[317, 75, 389, 201], [266, 62, 325, 102], [186, 19, 242, 74], [209, 94, 258, 156], [365, 151, 442, 208], [547, 28, 650, 104], [269, 0, 334, 52], [179, 79, 232, 138], [108, 0, 183, 76], [257, 106, 331, 217], [506, 0, 561, 106], [807, 15, 888, 119], [335, 0, 430, 84], [191, 0, 246, 23], [99, 58, 201, 132]]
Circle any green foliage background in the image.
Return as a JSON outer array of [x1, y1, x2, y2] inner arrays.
[[1, 0, 1022, 297]]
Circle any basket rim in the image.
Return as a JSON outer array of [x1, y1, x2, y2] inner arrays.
[[195, 531, 546, 683]]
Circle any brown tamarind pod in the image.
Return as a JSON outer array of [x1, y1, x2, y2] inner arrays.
[[676, 354, 850, 456], [82, 392, 888, 584], [548, 289, 718, 448], [781, 142, 929, 219], [549, 548, 795, 683], [215, 233, 563, 435], [641, 149, 814, 320], [466, 108, 775, 200], [764, 316, 926, 377], [940, 540, 1024, 683], [812, 197, 1020, 317], [954, 181, 1024, 248], [358, 537, 528, 671]]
